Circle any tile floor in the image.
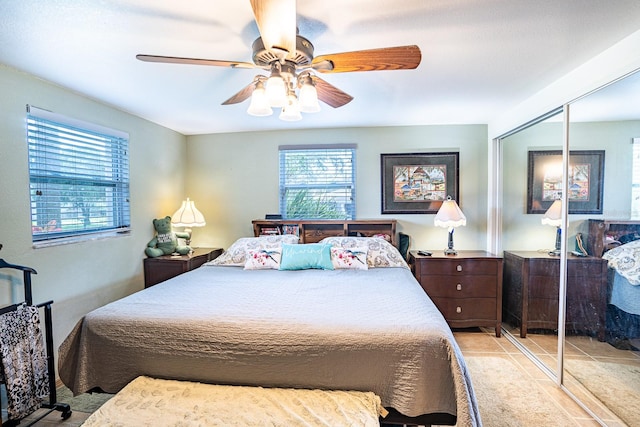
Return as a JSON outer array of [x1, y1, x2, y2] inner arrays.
[[6, 328, 634, 426]]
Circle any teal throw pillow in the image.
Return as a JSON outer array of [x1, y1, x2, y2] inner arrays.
[[279, 243, 334, 270]]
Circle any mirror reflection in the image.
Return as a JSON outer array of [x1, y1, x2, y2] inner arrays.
[[501, 110, 565, 375], [563, 69, 640, 426]]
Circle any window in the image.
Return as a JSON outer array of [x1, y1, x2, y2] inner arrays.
[[632, 137, 640, 218], [279, 144, 356, 219], [27, 105, 130, 246]]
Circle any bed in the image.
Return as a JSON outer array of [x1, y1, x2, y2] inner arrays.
[[58, 235, 481, 426], [587, 219, 640, 344]]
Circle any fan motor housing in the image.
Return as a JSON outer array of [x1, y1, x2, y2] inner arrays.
[[252, 35, 314, 68]]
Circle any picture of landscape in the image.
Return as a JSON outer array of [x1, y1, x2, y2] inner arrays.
[[393, 164, 447, 202]]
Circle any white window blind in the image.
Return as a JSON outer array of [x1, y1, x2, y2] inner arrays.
[[279, 144, 356, 219], [632, 137, 640, 219], [27, 105, 130, 245]]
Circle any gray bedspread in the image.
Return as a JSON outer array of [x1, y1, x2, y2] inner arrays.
[[59, 265, 481, 426]]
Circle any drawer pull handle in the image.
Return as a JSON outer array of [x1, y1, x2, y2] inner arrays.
[[456, 265, 463, 272], [456, 306, 462, 313], [456, 284, 462, 291]]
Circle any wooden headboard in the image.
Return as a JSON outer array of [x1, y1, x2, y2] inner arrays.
[[587, 219, 640, 257], [252, 219, 397, 247]]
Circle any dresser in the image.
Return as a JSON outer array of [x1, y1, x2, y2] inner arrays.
[[143, 247, 223, 288], [409, 250, 503, 337], [502, 251, 608, 341]]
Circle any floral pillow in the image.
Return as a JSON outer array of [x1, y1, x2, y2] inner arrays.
[[244, 249, 282, 270], [331, 246, 368, 270], [321, 236, 409, 269], [603, 239, 640, 285], [207, 235, 299, 266]]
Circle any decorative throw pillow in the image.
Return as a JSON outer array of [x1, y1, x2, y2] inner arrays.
[[279, 243, 334, 270], [320, 236, 409, 269], [207, 235, 299, 266], [331, 246, 368, 270], [244, 249, 282, 270]]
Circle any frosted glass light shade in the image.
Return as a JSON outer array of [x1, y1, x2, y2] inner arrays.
[[171, 198, 206, 227], [266, 75, 286, 107], [299, 82, 320, 113], [247, 83, 273, 116], [279, 93, 302, 121]]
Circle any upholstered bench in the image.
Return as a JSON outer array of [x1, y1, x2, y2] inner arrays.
[[82, 376, 385, 426]]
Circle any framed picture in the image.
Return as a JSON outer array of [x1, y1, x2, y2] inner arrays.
[[381, 152, 460, 214], [527, 150, 605, 214]]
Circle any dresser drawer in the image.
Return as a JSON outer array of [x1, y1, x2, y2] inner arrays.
[[430, 297, 497, 321], [420, 259, 499, 275], [420, 275, 497, 298]]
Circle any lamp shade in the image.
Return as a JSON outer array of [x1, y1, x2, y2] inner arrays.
[[171, 198, 206, 227], [434, 198, 467, 229], [541, 199, 562, 227], [247, 81, 273, 116]]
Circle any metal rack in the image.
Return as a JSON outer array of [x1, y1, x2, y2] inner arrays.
[[0, 258, 71, 426]]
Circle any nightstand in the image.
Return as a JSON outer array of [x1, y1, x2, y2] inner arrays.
[[143, 247, 223, 288], [409, 250, 503, 337], [502, 251, 607, 341]]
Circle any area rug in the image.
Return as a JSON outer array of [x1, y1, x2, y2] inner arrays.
[[55, 385, 113, 414], [564, 359, 640, 427], [460, 356, 577, 427]]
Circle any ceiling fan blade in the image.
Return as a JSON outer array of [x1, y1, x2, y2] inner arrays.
[[221, 80, 260, 105], [311, 76, 353, 108], [311, 45, 422, 73], [136, 54, 255, 69], [250, 0, 296, 57]]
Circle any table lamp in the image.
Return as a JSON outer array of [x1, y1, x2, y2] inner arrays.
[[171, 198, 206, 246], [541, 199, 562, 256], [434, 197, 467, 255]]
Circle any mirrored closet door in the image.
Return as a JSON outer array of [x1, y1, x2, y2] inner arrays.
[[562, 69, 640, 426], [500, 109, 565, 377], [498, 68, 640, 426]]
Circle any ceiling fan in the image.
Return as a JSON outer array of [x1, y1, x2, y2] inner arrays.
[[136, 0, 421, 121]]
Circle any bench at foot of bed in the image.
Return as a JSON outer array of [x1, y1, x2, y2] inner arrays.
[[82, 376, 386, 426]]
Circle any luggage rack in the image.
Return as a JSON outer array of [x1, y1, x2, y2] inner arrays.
[[0, 255, 71, 426]]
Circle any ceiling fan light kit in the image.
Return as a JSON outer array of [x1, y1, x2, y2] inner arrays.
[[136, 0, 422, 122]]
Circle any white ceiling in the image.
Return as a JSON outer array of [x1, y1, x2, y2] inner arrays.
[[2, 0, 640, 135]]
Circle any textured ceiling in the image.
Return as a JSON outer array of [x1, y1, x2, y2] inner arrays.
[[2, 0, 640, 135]]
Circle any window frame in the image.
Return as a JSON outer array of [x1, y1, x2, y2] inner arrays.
[[26, 105, 131, 247], [279, 144, 356, 220]]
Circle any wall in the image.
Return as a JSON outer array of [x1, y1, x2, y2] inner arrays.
[[185, 124, 488, 253], [0, 64, 187, 360]]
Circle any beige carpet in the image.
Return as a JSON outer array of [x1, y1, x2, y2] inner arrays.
[[55, 357, 575, 426], [565, 358, 640, 427], [462, 356, 576, 427]]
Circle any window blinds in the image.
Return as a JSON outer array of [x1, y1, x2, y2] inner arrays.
[[26, 105, 130, 243], [279, 144, 356, 219]]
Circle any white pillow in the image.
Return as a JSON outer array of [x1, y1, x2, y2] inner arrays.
[[244, 248, 282, 270], [321, 236, 409, 269], [331, 246, 368, 270], [207, 235, 299, 266]]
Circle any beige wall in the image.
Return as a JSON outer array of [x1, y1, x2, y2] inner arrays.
[[0, 64, 188, 357], [185, 124, 489, 253]]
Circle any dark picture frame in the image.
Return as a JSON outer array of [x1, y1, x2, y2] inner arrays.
[[527, 150, 605, 214], [381, 152, 460, 214]]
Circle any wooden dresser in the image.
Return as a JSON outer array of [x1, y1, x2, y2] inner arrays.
[[502, 251, 607, 340], [409, 250, 503, 337]]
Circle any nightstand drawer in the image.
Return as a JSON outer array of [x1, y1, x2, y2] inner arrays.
[[430, 297, 497, 321], [419, 275, 497, 298], [420, 259, 498, 275]]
